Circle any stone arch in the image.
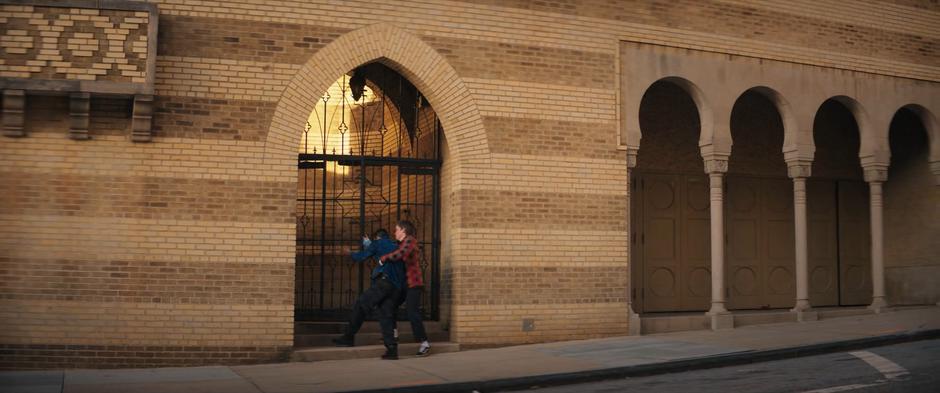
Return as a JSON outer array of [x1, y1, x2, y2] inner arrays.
[[825, 95, 881, 163], [727, 86, 791, 176], [655, 77, 715, 152], [263, 23, 489, 169], [896, 104, 940, 164], [742, 86, 800, 157]]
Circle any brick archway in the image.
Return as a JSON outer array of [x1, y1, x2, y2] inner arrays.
[[263, 23, 489, 169]]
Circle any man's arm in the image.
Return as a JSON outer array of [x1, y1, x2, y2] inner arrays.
[[380, 236, 416, 263], [351, 241, 381, 263]]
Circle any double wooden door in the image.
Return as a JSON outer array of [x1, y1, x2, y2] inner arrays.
[[632, 172, 871, 313]]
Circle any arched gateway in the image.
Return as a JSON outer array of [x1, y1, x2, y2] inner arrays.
[[295, 63, 443, 320], [264, 24, 489, 324]]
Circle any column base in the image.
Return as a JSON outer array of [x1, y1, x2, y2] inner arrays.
[[790, 300, 817, 322], [789, 308, 818, 322], [869, 297, 890, 313], [706, 311, 734, 330], [628, 310, 642, 336]]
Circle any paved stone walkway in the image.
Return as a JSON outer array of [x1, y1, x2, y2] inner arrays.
[[2, 307, 938, 393]]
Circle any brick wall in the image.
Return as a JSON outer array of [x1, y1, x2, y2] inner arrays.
[[1, 0, 938, 368]]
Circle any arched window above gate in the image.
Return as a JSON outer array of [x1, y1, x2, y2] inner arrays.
[[299, 62, 441, 162]]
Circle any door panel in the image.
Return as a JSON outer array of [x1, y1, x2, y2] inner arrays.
[[725, 177, 795, 310], [807, 180, 839, 306], [636, 173, 711, 312], [763, 178, 795, 308], [838, 181, 871, 305], [727, 177, 764, 309], [642, 174, 682, 312], [681, 176, 711, 310]]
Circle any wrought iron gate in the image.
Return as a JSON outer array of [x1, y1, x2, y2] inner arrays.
[[295, 63, 441, 321]]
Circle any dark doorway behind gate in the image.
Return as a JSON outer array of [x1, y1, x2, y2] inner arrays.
[[295, 63, 442, 321]]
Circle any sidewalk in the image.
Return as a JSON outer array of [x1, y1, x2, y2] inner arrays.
[[3, 307, 939, 393]]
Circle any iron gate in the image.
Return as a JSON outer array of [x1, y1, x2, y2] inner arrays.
[[295, 63, 441, 321]]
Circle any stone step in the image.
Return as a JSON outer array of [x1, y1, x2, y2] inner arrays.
[[295, 320, 444, 335], [291, 342, 460, 362], [294, 330, 450, 347], [817, 306, 873, 319], [639, 305, 922, 334], [732, 310, 798, 327]]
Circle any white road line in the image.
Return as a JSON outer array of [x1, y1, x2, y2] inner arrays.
[[849, 350, 911, 380], [800, 383, 883, 393], [799, 350, 911, 393]]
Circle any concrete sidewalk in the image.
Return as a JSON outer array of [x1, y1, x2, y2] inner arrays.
[[3, 307, 939, 393]]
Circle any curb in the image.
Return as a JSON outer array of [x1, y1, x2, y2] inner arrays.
[[346, 328, 940, 393]]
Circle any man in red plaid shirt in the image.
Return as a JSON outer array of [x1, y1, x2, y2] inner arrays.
[[380, 220, 431, 358]]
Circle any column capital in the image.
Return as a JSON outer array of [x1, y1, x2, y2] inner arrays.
[[704, 158, 728, 174], [626, 147, 639, 169], [863, 165, 889, 183], [786, 161, 812, 179]]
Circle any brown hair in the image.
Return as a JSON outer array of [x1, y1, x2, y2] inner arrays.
[[397, 220, 416, 237]]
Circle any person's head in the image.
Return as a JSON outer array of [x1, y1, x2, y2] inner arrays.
[[394, 220, 416, 241], [372, 228, 389, 240]]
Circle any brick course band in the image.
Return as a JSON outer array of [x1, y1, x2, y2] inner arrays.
[[0, 171, 295, 223], [0, 343, 291, 370], [0, 257, 292, 305]]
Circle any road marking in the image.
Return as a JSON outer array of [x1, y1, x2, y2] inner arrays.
[[849, 350, 910, 380], [800, 383, 883, 393], [799, 350, 910, 393]]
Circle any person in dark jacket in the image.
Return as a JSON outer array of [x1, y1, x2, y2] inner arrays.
[[379, 220, 431, 357], [332, 229, 405, 360]]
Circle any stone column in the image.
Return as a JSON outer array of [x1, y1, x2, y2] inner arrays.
[[787, 162, 817, 321], [626, 148, 642, 335], [705, 157, 733, 329], [864, 166, 889, 313]]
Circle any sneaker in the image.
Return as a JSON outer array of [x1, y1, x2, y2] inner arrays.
[[381, 345, 398, 360], [331, 336, 354, 347], [416, 341, 431, 357]]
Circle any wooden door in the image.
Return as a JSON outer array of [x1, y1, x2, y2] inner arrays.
[[807, 180, 839, 306], [762, 178, 796, 308], [635, 173, 710, 312], [726, 177, 763, 309], [838, 180, 872, 305], [725, 177, 795, 310]]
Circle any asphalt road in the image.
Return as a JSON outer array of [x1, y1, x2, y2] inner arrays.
[[518, 338, 940, 393]]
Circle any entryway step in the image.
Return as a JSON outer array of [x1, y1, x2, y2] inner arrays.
[[295, 321, 444, 335], [291, 342, 460, 362], [294, 330, 450, 347]]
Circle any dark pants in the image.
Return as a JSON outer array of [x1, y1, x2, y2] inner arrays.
[[342, 277, 401, 347], [403, 286, 428, 343]]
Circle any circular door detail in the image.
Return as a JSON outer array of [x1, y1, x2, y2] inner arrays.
[[688, 267, 711, 297], [768, 266, 794, 294], [844, 265, 868, 290], [730, 183, 757, 212], [648, 180, 676, 210], [649, 267, 677, 297], [766, 182, 791, 213], [810, 266, 833, 293], [732, 266, 758, 295], [687, 180, 708, 211]]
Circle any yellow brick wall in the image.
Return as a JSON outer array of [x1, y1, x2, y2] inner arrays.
[[1, 0, 938, 368]]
